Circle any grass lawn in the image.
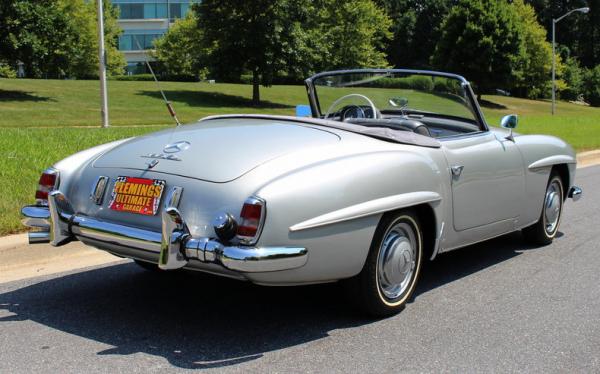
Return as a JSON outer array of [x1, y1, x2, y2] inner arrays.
[[0, 78, 599, 235]]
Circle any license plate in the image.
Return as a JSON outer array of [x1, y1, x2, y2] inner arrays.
[[108, 176, 166, 216]]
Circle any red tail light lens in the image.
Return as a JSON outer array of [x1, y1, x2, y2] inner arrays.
[[35, 168, 59, 204], [236, 197, 265, 244]]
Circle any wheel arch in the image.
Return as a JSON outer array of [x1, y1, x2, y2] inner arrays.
[[378, 202, 438, 263], [552, 164, 570, 200]]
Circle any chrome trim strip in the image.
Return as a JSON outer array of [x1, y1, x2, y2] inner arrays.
[[28, 231, 50, 244], [165, 186, 183, 209], [568, 186, 582, 201], [21, 205, 51, 229], [90, 176, 109, 205], [47, 191, 74, 246], [289, 191, 441, 232], [528, 155, 577, 170], [21, 192, 307, 273], [431, 221, 445, 260]]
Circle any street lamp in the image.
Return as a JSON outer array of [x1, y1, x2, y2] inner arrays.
[[552, 6, 589, 115]]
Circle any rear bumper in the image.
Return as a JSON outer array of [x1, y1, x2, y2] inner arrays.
[[21, 191, 308, 274]]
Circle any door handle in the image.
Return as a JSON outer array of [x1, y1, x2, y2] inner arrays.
[[451, 165, 464, 177]]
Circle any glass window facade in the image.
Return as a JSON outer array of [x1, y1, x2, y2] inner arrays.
[[115, 1, 197, 20], [118, 33, 164, 50]]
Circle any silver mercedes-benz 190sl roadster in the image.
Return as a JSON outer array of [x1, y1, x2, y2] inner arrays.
[[22, 69, 582, 316]]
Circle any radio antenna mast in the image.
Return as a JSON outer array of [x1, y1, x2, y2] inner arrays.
[[134, 39, 181, 126]]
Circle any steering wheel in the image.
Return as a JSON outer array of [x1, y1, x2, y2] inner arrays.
[[324, 94, 378, 120]]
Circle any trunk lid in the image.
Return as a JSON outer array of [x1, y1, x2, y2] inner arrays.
[[93, 118, 340, 182]]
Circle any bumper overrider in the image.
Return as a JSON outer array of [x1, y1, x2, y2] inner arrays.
[[21, 191, 308, 273]]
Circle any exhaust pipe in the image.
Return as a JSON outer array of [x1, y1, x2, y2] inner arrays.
[[29, 231, 50, 244]]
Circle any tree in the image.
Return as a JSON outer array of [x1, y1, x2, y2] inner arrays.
[[377, 0, 452, 69], [583, 65, 600, 106], [560, 56, 584, 101], [59, 0, 126, 78], [0, 0, 74, 78], [431, 0, 524, 100], [195, 0, 317, 104], [152, 10, 206, 79], [0, 0, 125, 78], [511, 0, 554, 99], [316, 0, 392, 70]]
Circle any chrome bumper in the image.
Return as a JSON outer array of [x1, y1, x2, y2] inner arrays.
[[21, 191, 308, 273], [568, 186, 582, 201]]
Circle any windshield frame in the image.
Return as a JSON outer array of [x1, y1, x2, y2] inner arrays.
[[304, 69, 489, 133]]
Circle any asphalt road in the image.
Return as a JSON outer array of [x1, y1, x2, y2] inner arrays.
[[1, 166, 599, 373]]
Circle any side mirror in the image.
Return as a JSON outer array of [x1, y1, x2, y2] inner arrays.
[[295, 105, 312, 117], [500, 114, 518, 129], [500, 114, 518, 141]]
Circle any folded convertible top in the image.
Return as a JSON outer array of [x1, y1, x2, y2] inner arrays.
[[201, 114, 441, 148]]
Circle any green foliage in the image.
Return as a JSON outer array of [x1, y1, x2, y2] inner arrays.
[[0, 0, 125, 78], [152, 10, 206, 80], [526, 0, 598, 69], [431, 0, 524, 98], [58, 0, 126, 78], [194, 0, 390, 103], [583, 65, 600, 106], [377, 0, 451, 69], [511, 0, 554, 99], [315, 0, 391, 70], [0, 62, 17, 78], [561, 56, 585, 101], [195, 0, 318, 103]]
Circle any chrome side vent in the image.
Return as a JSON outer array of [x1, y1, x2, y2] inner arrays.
[[90, 176, 109, 205]]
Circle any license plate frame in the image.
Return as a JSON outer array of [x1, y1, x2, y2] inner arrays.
[[108, 176, 166, 216]]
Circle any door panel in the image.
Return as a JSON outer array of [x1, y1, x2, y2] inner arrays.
[[442, 132, 524, 231]]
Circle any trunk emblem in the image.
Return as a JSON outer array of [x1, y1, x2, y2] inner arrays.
[[163, 141, 190, 153]]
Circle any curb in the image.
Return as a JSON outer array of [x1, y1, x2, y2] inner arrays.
[[577, 150, 600, 169], [0, 234, 27, 252]]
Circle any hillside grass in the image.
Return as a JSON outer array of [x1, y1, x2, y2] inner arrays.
[[0, 78, 599, 235]]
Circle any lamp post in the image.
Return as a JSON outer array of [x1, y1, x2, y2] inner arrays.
[[552, 6, 589, 115]]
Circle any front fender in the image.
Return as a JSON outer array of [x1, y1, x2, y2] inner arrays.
[[514, 134, 577, 225]]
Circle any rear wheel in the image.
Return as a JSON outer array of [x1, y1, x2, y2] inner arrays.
[[522, 172, 564, 245], [346, 210, 423, 317]]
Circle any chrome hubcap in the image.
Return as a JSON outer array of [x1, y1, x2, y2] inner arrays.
[[544, 181, 562, 235], [377, 222, 417, 299]]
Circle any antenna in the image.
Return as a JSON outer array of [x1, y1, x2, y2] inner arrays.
[[134, 38, 181, 126]]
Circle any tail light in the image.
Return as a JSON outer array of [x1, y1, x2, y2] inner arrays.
[[236, 196, 266, 245], [35, 168, 59, 205]]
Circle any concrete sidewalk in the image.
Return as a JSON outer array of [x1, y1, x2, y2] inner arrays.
[[0, 235, 124, 284]]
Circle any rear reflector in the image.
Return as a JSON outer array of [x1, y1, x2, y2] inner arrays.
[[236, 197, 265, 244], [35, 168, 59, 204]]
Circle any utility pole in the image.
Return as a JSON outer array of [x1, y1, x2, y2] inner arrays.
[[97, 0, 109, 128]]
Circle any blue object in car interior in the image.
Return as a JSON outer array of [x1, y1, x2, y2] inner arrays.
[[296, 105, 312, 117]]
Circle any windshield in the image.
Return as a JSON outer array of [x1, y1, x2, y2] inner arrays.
[[311, 71, 478, 123]]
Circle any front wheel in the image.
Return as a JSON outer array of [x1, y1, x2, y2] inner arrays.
[[522, 172, 564, 245], [346, 210, 423, 317]]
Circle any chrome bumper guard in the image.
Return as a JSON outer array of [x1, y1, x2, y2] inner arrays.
[[568, 186, 582, 201], [21, 191, 308, 273]]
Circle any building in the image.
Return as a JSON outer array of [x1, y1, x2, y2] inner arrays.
[[113, 0, 199, 74]]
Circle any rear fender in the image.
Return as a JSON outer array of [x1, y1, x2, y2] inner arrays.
[[246, 150, 447, 285]]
